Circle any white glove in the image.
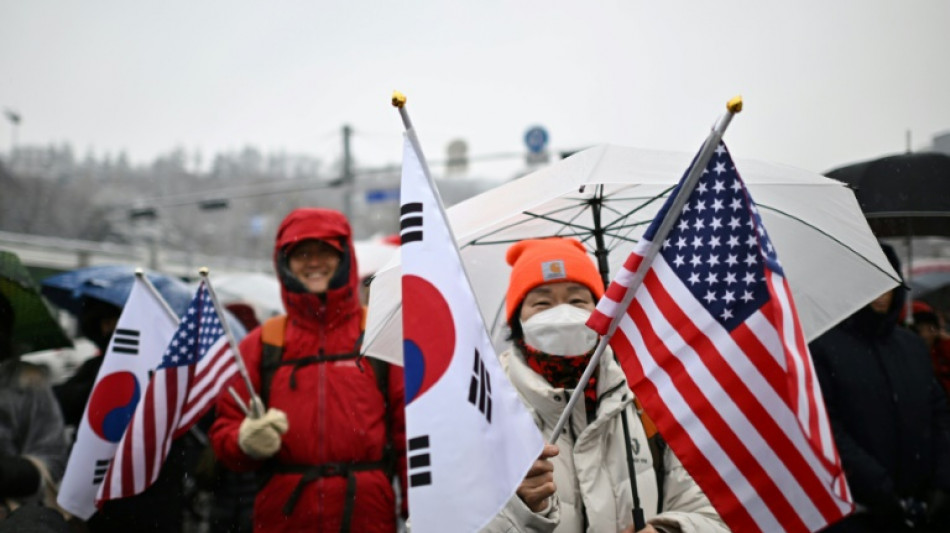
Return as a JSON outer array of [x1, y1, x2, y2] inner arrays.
[[238, 407, 289, 460]]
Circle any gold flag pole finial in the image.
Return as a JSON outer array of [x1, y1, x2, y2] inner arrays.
[[392, 90, 407, 108], [727, 95, 743, 113], [392, 91, 412, 130], [198, 266, 210, 276]]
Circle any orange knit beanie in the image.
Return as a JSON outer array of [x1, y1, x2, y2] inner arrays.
[[505, 237, 605, 321]]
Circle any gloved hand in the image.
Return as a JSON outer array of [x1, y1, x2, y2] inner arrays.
[[238, 408, 289, 460]]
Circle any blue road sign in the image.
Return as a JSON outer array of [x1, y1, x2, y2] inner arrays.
[[524, 126, 549, 154], [366, 188, 400, 204]]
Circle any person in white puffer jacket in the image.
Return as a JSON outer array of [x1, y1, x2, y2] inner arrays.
[[482, 238, 729, 533]]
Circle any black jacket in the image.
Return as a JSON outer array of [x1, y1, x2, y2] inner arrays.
[[810, 277, 950, 516]]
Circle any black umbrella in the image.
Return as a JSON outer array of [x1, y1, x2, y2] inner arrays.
[[827, 151, 950, 322], [825, 151, 950, 238]]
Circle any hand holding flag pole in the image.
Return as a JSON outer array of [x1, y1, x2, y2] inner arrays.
[[548, 96, 743, 444], [200, 268, 263, 418]]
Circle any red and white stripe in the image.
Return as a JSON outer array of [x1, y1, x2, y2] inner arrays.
[[588, 242, 852, 533], [96, 339, 235, 503], [179, 338, 236, 433]]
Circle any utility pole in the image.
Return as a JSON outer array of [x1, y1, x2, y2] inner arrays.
[[341, 124, 354, 223], [4, 109, 21, 159]]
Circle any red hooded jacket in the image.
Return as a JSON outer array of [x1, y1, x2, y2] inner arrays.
[[210, 208, 406, 532]]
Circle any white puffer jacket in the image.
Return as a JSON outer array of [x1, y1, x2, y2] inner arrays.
[[482, 348, 729, 533]]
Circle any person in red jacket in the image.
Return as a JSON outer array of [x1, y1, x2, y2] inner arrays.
[[902, 300, 950, 401], [210, 208, 407, 532]]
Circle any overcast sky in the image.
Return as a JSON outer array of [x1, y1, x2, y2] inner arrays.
[[2, 0, 949, 177]]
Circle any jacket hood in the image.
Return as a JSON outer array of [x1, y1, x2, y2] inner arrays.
[[846, 242, 906, 338], [273, 208, 361, 323]]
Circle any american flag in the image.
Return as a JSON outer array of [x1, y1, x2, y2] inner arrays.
[[97, 282, 238, 503], [586, 142, 853, 533]]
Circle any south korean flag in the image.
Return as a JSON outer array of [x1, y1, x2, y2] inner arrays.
[[398, 128, 544, 532]]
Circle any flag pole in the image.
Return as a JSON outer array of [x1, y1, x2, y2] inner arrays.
[[200, 267, 263, 418], [136, 269, 180, 325], [391, 90, 494, 338], [136, 270, 214, 444], [392, 91, 453, 220], [549, 96, 744, 444], [392, 90, 413, 131]]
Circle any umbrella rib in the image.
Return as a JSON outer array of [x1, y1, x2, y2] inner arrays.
[[361, 300, 403, 354], [465, 211, 597, 248], [600, 186, 675, 253], [466, 186, 673, 249], [529, 212, 594, 233], [602, 186, 675, 233], [467, 237, 546, 247], [463, 186, 671, 260], [758, 204, 903, 283], [463, 198, 600, 246]]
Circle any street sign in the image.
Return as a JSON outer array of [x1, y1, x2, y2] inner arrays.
[[365, 188, 400, 204], [524, 126, 549, 154]]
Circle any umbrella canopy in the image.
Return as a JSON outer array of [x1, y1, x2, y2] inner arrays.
[[825, 151, 950, 238], [41, 265, 194, 317], [211, 272, 284, 319], [41, 265, 248, 338], [363, 144, 900, 365], [908, 258, 950, 295], [354, 236, 400, 279], [0, 250, 72, 357]]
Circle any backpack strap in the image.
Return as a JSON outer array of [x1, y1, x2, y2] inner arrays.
[[365, 356, 394, 478], [279, 351, 362, 390], [259, 315, 288, 407], [634, 398, 667, 513], [635, 398, 658, 438]]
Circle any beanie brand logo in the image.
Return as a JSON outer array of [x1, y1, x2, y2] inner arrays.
[[400, 203, 424, 244], [541, 260, 567, 282]]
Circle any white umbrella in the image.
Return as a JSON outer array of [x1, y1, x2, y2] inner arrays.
[[363, 144, 901, 365], [353, 236, 400, 279], [212, 272, 284, 319]]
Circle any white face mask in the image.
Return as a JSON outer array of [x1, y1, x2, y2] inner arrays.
[[520, 304, 599, 356]]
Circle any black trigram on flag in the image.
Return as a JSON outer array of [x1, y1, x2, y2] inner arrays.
[[400, 202, 423, 244], [92, 458, 110, 484], [407, 435, 432, 488], [468, 349, 492, 423], [111, 328, 140, 355]]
